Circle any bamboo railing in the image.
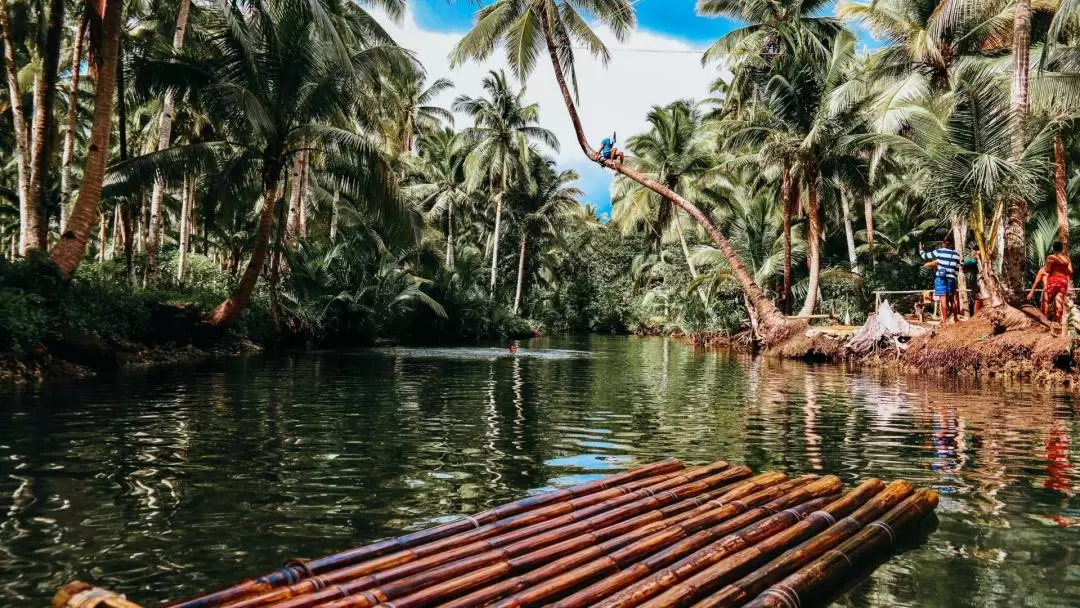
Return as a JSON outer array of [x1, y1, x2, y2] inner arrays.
[[51, 460, 939, 608]]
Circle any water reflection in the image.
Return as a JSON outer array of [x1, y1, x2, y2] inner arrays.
[[0, 337, 1078, 606]]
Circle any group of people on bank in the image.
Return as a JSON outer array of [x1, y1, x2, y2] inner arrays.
[[919, 236, 1074, 327]]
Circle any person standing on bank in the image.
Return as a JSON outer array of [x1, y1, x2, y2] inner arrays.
[[1028, 242, 1073, 326], [920, 236, 963, 325]]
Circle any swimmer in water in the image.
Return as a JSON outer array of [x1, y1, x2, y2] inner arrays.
[[509, 344, 518, 354]]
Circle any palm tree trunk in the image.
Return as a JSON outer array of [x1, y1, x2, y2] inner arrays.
[[840, 187, 859, 275], [782, 165, 794, 314], [446, 200, 455, 268], [537, 14, 796, 346], [26, 0, 65, 250], [60, 16, 87, 231], [1002, 0, 1031, 298], [286, 151, 304, 246], [177, 172, 194, 282], [952, 215, 968, 310], [513, 233, 527, 315], [97, 211, 107, 262], [490, 174, 506, 296], [1055, 133, 1069, 252], [329, 187, 340, 241], [206, 164, 282, 326], [1, 0, 34, 254], [674, 207, 709, 306], [110, 203, 122, 259], [51, 0, 124, 276], [145, 0, 191, 284], [298, 152, 309, 238], [863, 195, 875, 267], [798, 172, 822, 317]]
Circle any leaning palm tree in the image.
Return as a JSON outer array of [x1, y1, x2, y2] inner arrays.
[[451, 0, 799, 346], [114, 0, 404, 325], [452, 70, 558, 296], [508, 156, 586, 314]]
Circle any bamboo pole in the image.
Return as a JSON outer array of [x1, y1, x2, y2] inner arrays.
[[248, 465, 749, 608], [603, 479, 889, 608], [738, 488, 939, 608], [695, 481, 922, 608], [165, 460, 685, 608], [476, 477, 842, 608], [52, 581, 145, 608], [369, 473, 797, 608], [553, 476, 855, 608]]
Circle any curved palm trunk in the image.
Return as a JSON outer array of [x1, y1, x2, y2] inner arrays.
[[145, 0, 192, 284], [1002, 0, 1031, 298], [538, 16, 797, 346], [798, 172, 822, 317], [513, 233, 527, 315], [60, 16, 88, 230], [781, 165, 794, 314], [205, 165, 282, 326], [1055, 134, 1069, 252], [27, 0, 65, 249], [1, 0, 33, 254], [51, 0, 124, 276], [840, 187, 859, 275]]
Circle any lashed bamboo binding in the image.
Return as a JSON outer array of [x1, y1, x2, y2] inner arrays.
[[52, 460, 938, 608]]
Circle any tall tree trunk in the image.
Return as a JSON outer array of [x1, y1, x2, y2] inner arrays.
[[537, 14, 796, 346], [1002, 0, 1031, 298], [26, 0, 65, 249], [673, 207, 709, 306], [51, 0, 123, 276], [286, 151, 304, 246], [1, 0, 34, 254], [863, 195, 875, 267], [144, 0, 191, 284], [782, 165, 794, 314], [206, 163, 282, 326], [513, 233, 527, 315], [446, 200, 454, 268], [298, 152, 309, 238], [952, 215, 968, 309], [97, 210, 107, 261], [840, 187, 859, 276], [59, 16, 87, 230], [489, 174, 506, 296], [110, 203, 122, 259], [329, 186, 340, 241], [176, 172, 194, 282], [799, 173, 822, 317], [1055, 133, 1069, 252]]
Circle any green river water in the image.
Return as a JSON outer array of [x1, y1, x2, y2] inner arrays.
[[1, 336, 1078, 606]]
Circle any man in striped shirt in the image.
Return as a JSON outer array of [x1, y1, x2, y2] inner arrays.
[[920, 236, 963, 324]]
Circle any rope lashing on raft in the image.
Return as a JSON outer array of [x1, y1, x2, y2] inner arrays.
[[762, 583, 803, 608]]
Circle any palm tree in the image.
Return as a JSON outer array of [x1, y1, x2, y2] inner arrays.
[[452, 70, 558, 296], [382, 67, 455, 155], [509, 157, 585, 315], [407, 127, 476, 268], [51, 0, 125, 275], [452, 0, 799, 345], [144, 0, 193, 284], [113, 0, 404, 324]]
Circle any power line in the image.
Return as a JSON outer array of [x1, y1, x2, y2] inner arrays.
[[571, 46, 708, 55]]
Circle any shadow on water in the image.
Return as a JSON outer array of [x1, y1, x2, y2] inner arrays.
[[0, 335, 1078, 606]]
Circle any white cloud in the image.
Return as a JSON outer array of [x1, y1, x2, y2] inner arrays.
[[374, 8, 724, 199]]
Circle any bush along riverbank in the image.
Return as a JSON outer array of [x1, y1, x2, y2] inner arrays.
[[0, 254, 533, 384]]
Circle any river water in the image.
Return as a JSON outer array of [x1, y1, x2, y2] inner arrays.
[[1, 336, 1078, 607]]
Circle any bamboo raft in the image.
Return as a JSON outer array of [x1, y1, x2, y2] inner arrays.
[[52, 459, 938, 608]]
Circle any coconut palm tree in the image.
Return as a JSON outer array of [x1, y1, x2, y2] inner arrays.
[[451, 0, 798, 345], [508, 157, 585, 315], [407, 127, 477, 269], [111, 0, 405, 325], [452, 70, 558, 296]]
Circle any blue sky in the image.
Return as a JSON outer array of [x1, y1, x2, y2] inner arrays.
[[392, 1, 876, 219]]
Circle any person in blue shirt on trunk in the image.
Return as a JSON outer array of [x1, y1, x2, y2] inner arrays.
[[598, 132, 625, 165], [920, 236, 963, 325]]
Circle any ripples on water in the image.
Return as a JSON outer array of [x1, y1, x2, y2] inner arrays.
[[1, 336, 1078, 606]]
